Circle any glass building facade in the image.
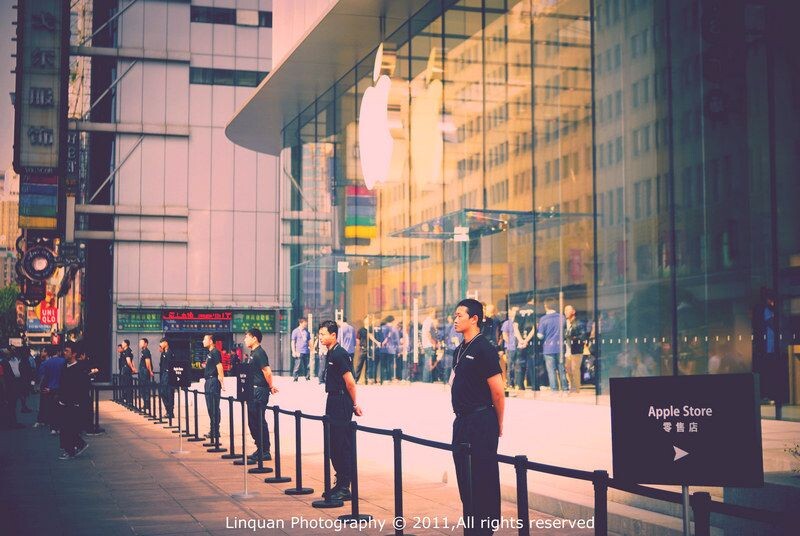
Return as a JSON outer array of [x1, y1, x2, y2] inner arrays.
[[280, 0, 800, 410]]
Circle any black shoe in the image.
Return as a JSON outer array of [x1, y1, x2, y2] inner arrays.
[[293, 378, 298, 382], [329, 487, 351, 501]]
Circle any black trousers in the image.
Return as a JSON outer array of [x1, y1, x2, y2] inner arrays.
[[204, 377, 221, 437], [247, 386, 271, 452], [59, 403, 86, 455], [325, 393, 354, 488], [353, 350, 368, 383], [159, 377, 175, 416], [452, 408, 501, 535], [121, 370, 132, 404]]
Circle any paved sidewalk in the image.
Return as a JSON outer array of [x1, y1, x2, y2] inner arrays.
[[0, 387, 598, 536]]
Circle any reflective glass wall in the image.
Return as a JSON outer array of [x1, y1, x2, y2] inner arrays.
[[281, 0, 800, 412]]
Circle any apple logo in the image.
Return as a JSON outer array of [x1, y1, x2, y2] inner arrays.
[[358, 43, 394, 190]]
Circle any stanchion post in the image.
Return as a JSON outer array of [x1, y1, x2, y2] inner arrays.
[[312, 415, 343, 508], [265, 406, 291, 483], [690, 491, 711, 536], [182, 387, 191, 437], [156, 382, 164, 424], [188, 390, 204, 442], [170, 384, 189, 456], [285, 410, 313, 495], [390, 429, 406, 536], [338, 421, 372, 522], [592, 470, 609, 536], [221, 397, 239, 459], [231, 399, 259, 500], [514, 456, 530, 536]]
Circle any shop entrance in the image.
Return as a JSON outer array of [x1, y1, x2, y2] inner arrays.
[[164, 333, 233, 378]]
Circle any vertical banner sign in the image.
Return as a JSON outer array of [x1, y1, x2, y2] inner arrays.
[[13, 0, 69, 231]]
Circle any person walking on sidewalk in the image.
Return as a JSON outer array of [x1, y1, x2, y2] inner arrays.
[[244, 328, 278, 461], [58, 342, 90, 460], [318, 320, 363, 501], [291, 318, 311, 381], [451, 299, 504, 535], [158, 338, 176, 419], [202, 334, 225, 440]]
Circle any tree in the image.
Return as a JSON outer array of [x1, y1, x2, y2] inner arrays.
[[0, 284, 22, 344]]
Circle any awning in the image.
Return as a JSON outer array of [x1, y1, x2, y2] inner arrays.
[[290, 252, 428, 271], [389, 208, 593, 240], [225, 0, 433, 155]]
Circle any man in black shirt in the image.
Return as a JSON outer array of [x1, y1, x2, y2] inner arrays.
[[158, 338, 176, 418], [244, 328, 278, 461], [138, 338, 154, 412], [451, 299, 504, 535], [58, 342, 91, 460], [354, 316, 369, 384], [319, 320, 363, 501], [119, 340, 135, 405], [202, 334, 225, 439]]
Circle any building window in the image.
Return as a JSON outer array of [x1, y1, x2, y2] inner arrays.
[[190, 67, 269, 87], [191, 6, 272, 27]]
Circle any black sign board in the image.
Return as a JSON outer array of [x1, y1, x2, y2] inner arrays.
[[236, 365, 253, 402], [610, 374, 763, 487], [168, 361, 191, 388]]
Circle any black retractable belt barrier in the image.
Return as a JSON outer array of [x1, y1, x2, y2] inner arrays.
[[188, 390, 204, 442], [388, 429, 411, 536], [264, 406, 291, 484], [230, 398, 259, 500], [248, 398, 272, 474], [514, 455, 530, 536], [147, 383, 158, 420], [155, 381, 165, 424], [221, 397, 239, 459], [285, 410, 313, 495], [311, 416, 343, 508], [592, 470, 608, 536], [182, 388, 191, 437], [337, 421, 372, 522], [86, 383, 106, 436]]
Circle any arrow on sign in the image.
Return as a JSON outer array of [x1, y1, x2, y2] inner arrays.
[[674, 446, 689, 461]]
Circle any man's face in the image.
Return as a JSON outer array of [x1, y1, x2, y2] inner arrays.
[[63, 348, 75, 361], [453, 306, 476, 334], [299, 320, 307, 329], [139, 339, 147, 349], [318, 327, 335, 348], [243, 332, 254, 347], [564, 306, 575, 320], [159, 341, 168, 352], [203, 335, 213, 348], [121, 341, 129, 350], [117, 345, 122, 354]]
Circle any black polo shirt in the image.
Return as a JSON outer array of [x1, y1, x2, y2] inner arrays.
[[159, 349, 174, 379], [250, 346, 270, 388], [204, 348, 221, 379], [325, 344, 352, 393], [451, 333, 501, 415], [140, 348, 151, 372]]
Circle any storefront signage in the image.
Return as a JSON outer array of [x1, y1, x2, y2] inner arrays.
[[117, 309, 162, 332], [169, 361, 191, 388], [610, 374, 763, 486], [162, 310, 232, 333], [231, 311, 275, 332], [13, 0, 69, 230]]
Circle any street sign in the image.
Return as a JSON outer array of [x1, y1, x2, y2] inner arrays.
[[610, 374, 763, 487], [169, 361, 191, 388]]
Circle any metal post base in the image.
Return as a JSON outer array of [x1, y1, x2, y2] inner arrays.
[[248, 466, 273, 474], [265, 476, 291, 484], [233, 458, 256, 466], [187, 436, 206, 442], [285, 487, 314, 496], [312, 498, 344, 509], [231, 491, 260, 500], [221, 453, 239, 459], [339, 514, 373, 522], [207, 446, 227, 453], [86, 428, 105, 436]]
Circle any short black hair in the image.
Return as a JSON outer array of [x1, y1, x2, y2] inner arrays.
[[159, 337, 168, 343], [64, 341, 79, 354], [246, 328, 262, 343], [204, 333, 217, 343], [123, 339, 130, 346], [544, 297, 557, 310], [299, 317, 307, 323], [117, 344, 123, 349], [456, 298, 484, 327], [319, 320, 338, 335], [140, 338, 148, 344]]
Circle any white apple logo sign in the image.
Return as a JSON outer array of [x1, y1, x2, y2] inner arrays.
[[358, 44, 393, 190]]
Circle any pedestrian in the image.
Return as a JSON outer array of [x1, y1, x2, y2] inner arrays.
[[138, 338, 154, 411], [38, 348, 66, 435], [563, 305, 586, 394], [158, 338, 175, 419], [538, 297, 567, 393], [58, 342, 91, 459], [202, 334, 225, 440], [119, 340, 135, 404], [0, 349, 24, 429], [8, 348, 33, 413], [451, 299, 504, 535], [318, 320, 363, 501], [244, 328, 278, 461], [291, 317, 311, 381]]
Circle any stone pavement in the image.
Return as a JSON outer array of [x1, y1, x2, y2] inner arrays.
[[0, 382, 601, 536]]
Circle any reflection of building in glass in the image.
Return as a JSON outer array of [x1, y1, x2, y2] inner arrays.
[[229, 0, 800, 409]]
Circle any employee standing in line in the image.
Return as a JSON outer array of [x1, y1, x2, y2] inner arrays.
[[451, 299, 504, 535], [158, 338, 175, 419], [318, 320, 363, 501], [202, 334, 225, 440], [138, 338, 154, 412], [120, 340, 136, 405], [244, 328, 278, 461]]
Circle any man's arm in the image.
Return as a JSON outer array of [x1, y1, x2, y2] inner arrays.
[[262, 365, 278, 394], [487, 373, 505, 437], [127, 356, 137, 373], [343, 371, 363, 416], [216, 362, 224, 386], [146, 357, 154, 378], [291, 332, 298, 357]]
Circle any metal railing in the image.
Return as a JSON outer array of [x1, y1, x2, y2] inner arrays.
[[108, 374, 787, 535]]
